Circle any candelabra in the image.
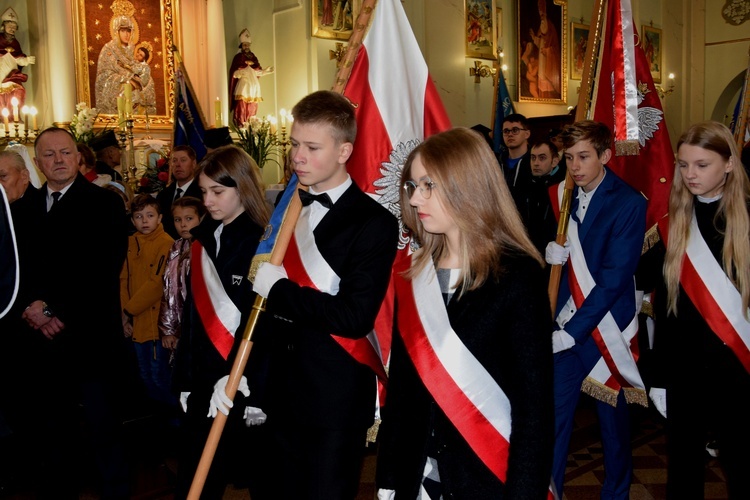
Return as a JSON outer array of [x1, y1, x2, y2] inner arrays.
[[656, 73, 676, 99], [116, 126, 130, 187], [125, 118, 138, 194]]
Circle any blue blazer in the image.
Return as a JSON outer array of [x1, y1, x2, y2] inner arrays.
[[554, 167, 646, 358]]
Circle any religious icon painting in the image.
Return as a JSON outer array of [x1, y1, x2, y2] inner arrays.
[[641, 25, 662, 84], [312, 0, 362, 41], [570, 22, 589, 81], [465, 0, 496, 60], [517, 0, 567, 104], [72, 0, 178, 130]]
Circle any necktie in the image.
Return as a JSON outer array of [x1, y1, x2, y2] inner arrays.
[[50, 192, 61, 211], [174, 187, 183, 200], [298, 189, 333, 209]]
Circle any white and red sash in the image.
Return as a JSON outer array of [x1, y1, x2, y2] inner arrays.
[[551, 184, 647, 406], [190, 241, 241, 360], [394, 252, 556, 499], [661, 215, 750, 374], [281, 209, 388, 383]]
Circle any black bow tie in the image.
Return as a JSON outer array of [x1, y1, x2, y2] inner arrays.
[[298, 189, 333, 209]]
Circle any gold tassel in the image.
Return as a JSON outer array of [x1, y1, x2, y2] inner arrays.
[[581, 378, 619, 407], [366, 418, 380, 444], [623, 387, 649, 407], [615, 140, 640, 156]]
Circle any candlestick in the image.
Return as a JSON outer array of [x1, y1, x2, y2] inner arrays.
[[117, 97, 126, 130], [30, 107, 37, 131], [214, 98, 221, 127], [21, 105, 29, 130], [11, 97, 19, 122]]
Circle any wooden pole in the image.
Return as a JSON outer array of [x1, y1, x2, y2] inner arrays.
[[187, 2, 380, 498], [547, 0, 606, 315]]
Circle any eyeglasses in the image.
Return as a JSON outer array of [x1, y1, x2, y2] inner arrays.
[[403, 178, 437, 199], [502, 127, 528, 136]]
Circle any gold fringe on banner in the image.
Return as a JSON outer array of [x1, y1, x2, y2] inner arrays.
[[581, 377, 649, 407], [366, 418, 381, 444], [641, 223, 661, 254], [615, 140, 640, 156]]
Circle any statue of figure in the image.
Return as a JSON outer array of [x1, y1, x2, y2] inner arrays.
[[0, 7, 35, 111], [229, 29, 273, 127], [95, 15, 137, 114]]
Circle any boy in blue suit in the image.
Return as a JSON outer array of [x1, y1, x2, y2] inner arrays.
[[546, 121, 647, 500]]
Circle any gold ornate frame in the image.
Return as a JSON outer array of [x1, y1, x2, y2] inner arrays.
[[72, 0, 179, 130], [517, 0, 567, 104], [312, 0, 362, 41]]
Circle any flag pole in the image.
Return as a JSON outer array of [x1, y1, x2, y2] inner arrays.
[[547, 0, 606, 315], [187, 3, 379, 498]]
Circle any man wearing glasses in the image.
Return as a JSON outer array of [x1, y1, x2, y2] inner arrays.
[[499, 114, 534, 216]]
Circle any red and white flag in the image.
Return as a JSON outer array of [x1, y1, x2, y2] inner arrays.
[[593, 0, 674, 241], [342, 0, 451, 395]]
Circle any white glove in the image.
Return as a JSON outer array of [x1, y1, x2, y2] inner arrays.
[[545, 241, 570, 266], [244, 406, 268, 426], [552, 329, 576, 353], [253, 262, 288, 298], [649, 387, 667, 418], [377, 489, 396, 500], [207, 375, 250, 418], [179, 391, 190, 413]]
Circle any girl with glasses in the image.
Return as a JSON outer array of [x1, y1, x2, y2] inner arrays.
[[376, 127, 554, 499]]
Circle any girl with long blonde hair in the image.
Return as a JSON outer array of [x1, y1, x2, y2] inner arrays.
[[651, 121, 750, 499]]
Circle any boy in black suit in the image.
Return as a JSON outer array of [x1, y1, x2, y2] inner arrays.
[[250, 90, 399, 499]]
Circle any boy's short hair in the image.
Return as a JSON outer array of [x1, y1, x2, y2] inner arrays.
[[171, 195, 206, 218], [291, 90, 356, 144], [131, 193, 161, 214], [502, 113, 530, 129], [530, 139, 558, 157], [561, 120, 612, 156]]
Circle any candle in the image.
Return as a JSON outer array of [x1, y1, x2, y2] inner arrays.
[[10, 97, 19, 122], [1, 108, 8, 128], [30, 107, 37, 130], [280, 108, 287, 129], [117, 96, 125, 129], [268, 115, 277, 135], [21, 105, 28, 130], [123, 83, 132, 103], [214, 97, 221, 127]]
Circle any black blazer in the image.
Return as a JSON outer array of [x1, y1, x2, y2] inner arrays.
[[376, 252, 554, 499], [260, 183, 399, 430], [28, 175, 129, 377], [157, 179, 203, 239]]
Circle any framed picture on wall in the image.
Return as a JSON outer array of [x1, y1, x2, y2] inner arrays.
[[570, 22, 589, 80], [496, 7, 503, 54], [312, 0, 362, 41], [466, 0, 496, 60], [641, 25, 662, 83], [72, 0, 178, 130], [517, 0, 567, 103]]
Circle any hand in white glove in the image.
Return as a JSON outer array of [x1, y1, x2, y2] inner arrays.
[[552, 329, 576, 353], [545, 240, 571, 266], [649, 387, 667, 418], [244, 406, 268, 426], [377, 489, 396, 500], [207, 375, 250, 418], [252, 262, 288, 299], [179, 392, 190, 413]]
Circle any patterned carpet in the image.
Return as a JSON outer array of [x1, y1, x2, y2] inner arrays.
[[0, 398, 730, 499]]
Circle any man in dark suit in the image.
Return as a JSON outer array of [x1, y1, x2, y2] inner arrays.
[[21, 127, 130, 499], [156, 145, 202, 239], [545, 121, 647, 500], [247, 91, 399, 499]]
